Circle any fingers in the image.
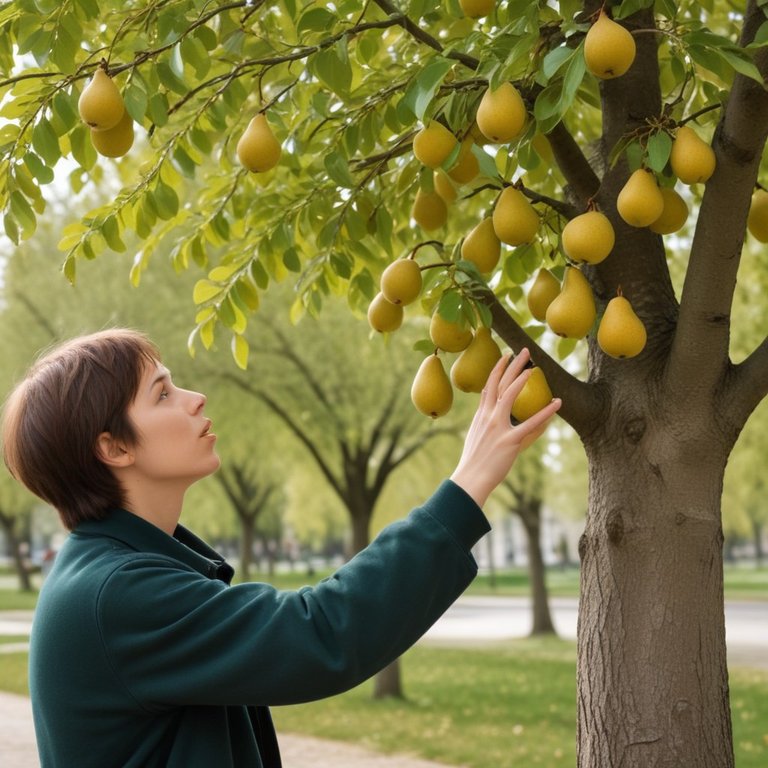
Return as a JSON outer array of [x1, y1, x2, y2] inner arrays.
[[514, 397, 562, 438]]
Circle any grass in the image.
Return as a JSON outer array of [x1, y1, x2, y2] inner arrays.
[[0, 589, 38, 611], [1, 640, 765, 767]]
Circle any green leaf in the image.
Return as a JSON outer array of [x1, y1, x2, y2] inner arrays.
[[542, 45, 574, 81], [231, 333, 249, 370], [297, 7, 336, 33], [324, 151, 356, 189], [157, 62, 187, 95], [646, 131, 672, 173], [193, 279, 223, 304], [283, 247, 301, 272], [399, 58, 454, 121], [101, 215, 126, 252], [312, 42, 352, 95], [31, 117, 60, 166], [23, 152, 55, 183]]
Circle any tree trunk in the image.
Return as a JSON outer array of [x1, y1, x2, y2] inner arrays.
[[239, 516, 255, 582], [0, 514, 33, 592], [372, 658, 403, 699], [519, 505, 556, 636], [577, 442, 732, 767], [753, 519, 764, 567]]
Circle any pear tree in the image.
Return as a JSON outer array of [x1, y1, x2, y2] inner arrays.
[[3, 0, 768, 764]]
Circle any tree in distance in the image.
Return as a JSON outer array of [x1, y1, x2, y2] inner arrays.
[[617, 168, 665, 227], [492, 186, 539, 245], [561, 209, 615, 265], [747, 188, 768, 242], [429, 312, 473, 353], [584, 9, 637, 80], [412, 121, 458, 169], [411, 188, 448, 230], [450, 326, 501, 393], [475, 82, 527, 143], [411, 352, 453, 418], [511, 367, 553, 423], [527, 269, 561, 322], [380, 258, 422, 306], [367, 292, 403, 334], [458, 0, 495, 19], [670, 125, 717, 185], [77, 67, 125, 131], [236, 113, 282, 173], [545, 266, 596, 339], [649, 187, 689, 234], [461, 217, 501, 274], [597, 291, 647, 359], [89, 109, 134, 158]]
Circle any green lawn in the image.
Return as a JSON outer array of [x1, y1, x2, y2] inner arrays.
[[1, 640, 765, 767]]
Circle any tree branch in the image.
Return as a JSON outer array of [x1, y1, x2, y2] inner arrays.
[[544, 122, 601, 207]]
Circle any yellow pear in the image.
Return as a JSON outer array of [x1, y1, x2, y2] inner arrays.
[[617, 169, 664, 228], [367, 292, 404, 333], [90, 109, 134, 158], [434, 170, 457, 203], [380, 259, 422, 306], [511, 367, 553, 423], [527, 269, 561, 322], [448, 138, 480, 184], [461, 217, 501, 274], [561, 210, 615, 265], [584, 11, 636, 79], [411, 188, 448, 230], [450, 327, 502, 393], [649, 188, 689, 234], [412, 121, 458, 169], [430, 312, 473, 353], [78, 69, 125, 131], [475, 82, 527, 143], [237, 113, 282, 173], [545, 266, 596, 339], [597, 293, 647, 358], [411, 354, 453, 419], [747, 188, 768, 243], [459, 0, 495, 18], [670, 125, 716, 185], [492, 187, 539, 245]]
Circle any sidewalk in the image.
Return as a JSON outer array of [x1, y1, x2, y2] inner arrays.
[[0, 691, 459, 768]]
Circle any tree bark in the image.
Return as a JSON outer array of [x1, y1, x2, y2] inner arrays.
[[576, 436, 732, 767], [753, 519, 764, 567], [0, 511, 33, 592], [518, 503, 556, 636], [372, 658, 404, 699]]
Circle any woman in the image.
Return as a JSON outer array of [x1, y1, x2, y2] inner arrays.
[[2, 328, 560, 767]]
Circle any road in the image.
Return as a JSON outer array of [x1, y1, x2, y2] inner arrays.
[[421, 596, 768, 668], [2, 597, 766, 667]]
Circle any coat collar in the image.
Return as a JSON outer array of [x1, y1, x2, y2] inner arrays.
[[74, 508, 235, 584]]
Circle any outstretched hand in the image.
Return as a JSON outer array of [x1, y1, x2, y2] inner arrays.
[[449, 348, 561, 508]]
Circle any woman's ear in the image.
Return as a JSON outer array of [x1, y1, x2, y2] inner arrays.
[[95, 432, 134, 468]]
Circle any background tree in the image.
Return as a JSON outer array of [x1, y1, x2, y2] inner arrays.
[[4, 1, 768, 763]]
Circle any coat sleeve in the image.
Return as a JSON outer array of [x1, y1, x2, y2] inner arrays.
[[97, 480, 490, 710]]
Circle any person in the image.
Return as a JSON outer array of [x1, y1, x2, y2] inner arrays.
[[1, 328, 561, 768]]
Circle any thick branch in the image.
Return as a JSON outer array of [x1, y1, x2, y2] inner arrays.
[[726, 335, 768, 427], [669, 0, 768, 405], [544, 122, 601, 208]]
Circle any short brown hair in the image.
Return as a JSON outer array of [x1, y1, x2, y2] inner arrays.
[[2, 329, 160, 530]]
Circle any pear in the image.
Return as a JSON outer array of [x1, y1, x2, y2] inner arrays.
[[649, 188, 689, 234], [367, 292, 404, 333], [584, 11, 636, 79], [434, 169, 457, 203], [450, 326, 502, 393], [561, 210, 615, 265], [492, 187, 539, 246], [448, 138, 480, 184], [430, 312, 473, 353], [459, 0, 495, 18], [511, 367, 553, 423], [412, 121, 458, 169], [617, 169, 664, 228], [411, 353, 454, 419], [597, 293, 647, 358], [545, 266, 596, 339], [411, 188, 448, 230], [237, 113, 282, 173], [670, 125, 716, 185], [78, 69, 125, 131], [747, 189, 768, 243], [90, 109, 134, 158], [461, 217, 501, 274], [475, 82, 527, 143], [380, 259, 422, 306], [527, 269, 561, 322]]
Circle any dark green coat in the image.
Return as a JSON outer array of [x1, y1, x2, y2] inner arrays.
[[29, 480, 489, 767]]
